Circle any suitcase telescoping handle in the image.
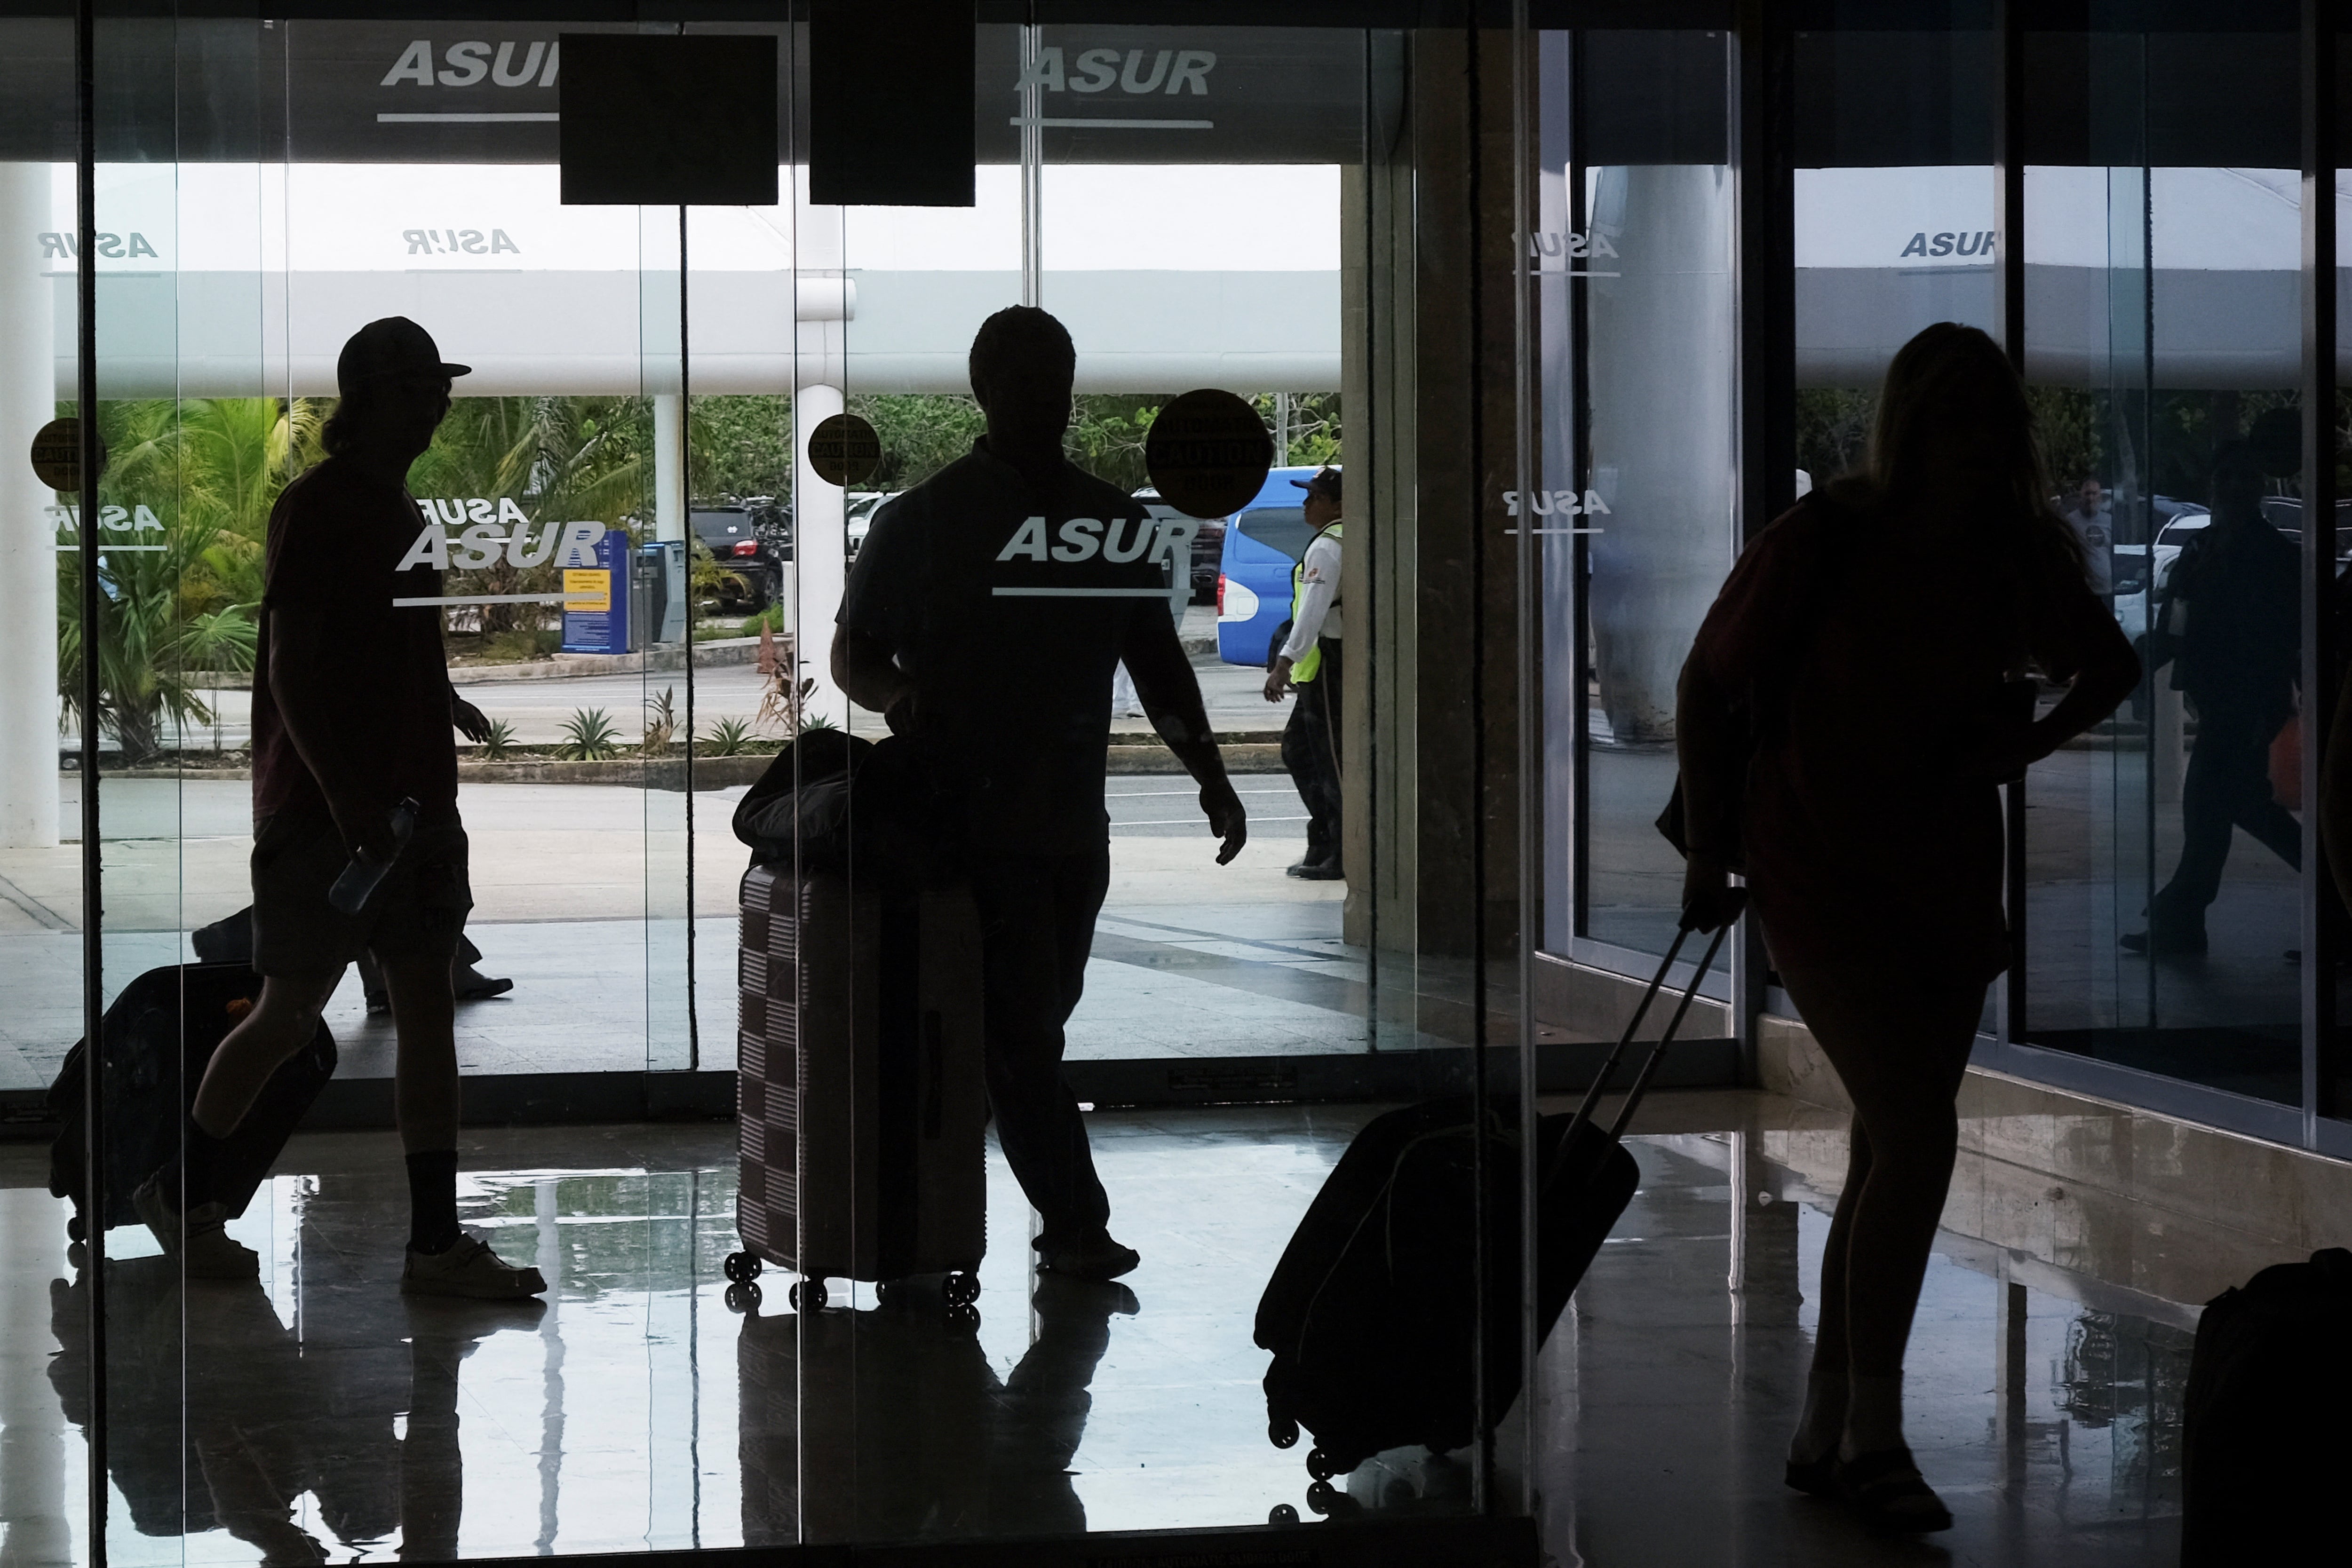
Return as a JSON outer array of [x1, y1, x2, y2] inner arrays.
[[1557, 890, 1748, 1158]]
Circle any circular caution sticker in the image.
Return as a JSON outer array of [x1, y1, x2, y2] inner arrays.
[[30, 418, 105, 493], [807, 412, 881, 487], [1144, 390, 1273, 519]]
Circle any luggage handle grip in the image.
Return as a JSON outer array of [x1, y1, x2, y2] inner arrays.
[[1555, 892, 1746, 1170]]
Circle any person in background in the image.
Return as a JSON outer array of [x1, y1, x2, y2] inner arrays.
[[136, 317, 543, 1300], [2063, 478, 2114, 596], [1678, 323, 2137, 1532], [1263, 467, 1345, 881], [2123, 439, 2300, 957]]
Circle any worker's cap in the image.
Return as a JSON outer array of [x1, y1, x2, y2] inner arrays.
[[338, 317, 470, 395], [1290, 466, 1342, 503]]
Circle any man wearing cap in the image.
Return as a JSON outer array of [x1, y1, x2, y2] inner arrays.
[[1264, 467, 1345, 880], [135, 317, 543, 1299]]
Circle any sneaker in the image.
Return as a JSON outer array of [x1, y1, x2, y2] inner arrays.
[[453, 962, 515, 1001], [402, 1235, 548, 1299], [1034, 1231, 1141, 1281], [1286, 860, 1344, 881], [131, 1173, 260, 1281]]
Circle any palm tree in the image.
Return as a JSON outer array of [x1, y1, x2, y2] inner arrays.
[[58, 523, 257, 764]]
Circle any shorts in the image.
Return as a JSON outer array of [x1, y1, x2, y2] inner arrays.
[[249, 810, 472, 977]]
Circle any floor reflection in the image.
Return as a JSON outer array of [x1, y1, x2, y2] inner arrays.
[[0, 1097, 2227, 1565]]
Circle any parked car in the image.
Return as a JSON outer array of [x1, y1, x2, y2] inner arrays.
[[845, 491, 898, 561], [1134, 486, 1227, 604], [1216, 466, 1332, 666], [691, 499, 790, 613]]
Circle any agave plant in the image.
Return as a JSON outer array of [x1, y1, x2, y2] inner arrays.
[[556, 707, 622, 761], [701, 715, 754, 756], [478, 718, 518, 760]]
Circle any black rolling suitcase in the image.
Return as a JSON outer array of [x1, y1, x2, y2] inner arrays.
[[1256, 902, 1741, 1481], [2178, 1246, 2352, 1566], [47, 962, 338, 1240]]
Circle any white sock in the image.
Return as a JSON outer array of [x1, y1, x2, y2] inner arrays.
[[1841, 1373, 1907, 1460], [1788, 1358, 1848, 1465]]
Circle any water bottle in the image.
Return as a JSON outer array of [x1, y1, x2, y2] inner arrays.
[[328, 797, 419, 916]]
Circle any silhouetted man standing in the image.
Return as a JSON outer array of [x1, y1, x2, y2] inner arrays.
[[833, 305, 1246, 1280]]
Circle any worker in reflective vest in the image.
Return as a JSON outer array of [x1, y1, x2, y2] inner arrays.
[[1263, 466, 1345, 879]]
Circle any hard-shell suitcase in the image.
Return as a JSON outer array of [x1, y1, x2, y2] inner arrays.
[[48, 962, 338, 1239], [725, 864, 988, 1315], [2179, 1245, 2352, 1566], [1255, 903, 1742, 1481]]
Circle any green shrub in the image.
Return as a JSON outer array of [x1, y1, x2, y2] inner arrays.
[[557, 707, 621, 761], [479, 719, 517, 760]]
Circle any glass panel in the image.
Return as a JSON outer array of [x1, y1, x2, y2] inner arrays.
[[1553, 27, 1739, 964], [2019, 18, 2305, 1104]]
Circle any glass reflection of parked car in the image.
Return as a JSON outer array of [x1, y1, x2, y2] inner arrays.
[[1215, 466, 1330, 666], [1134, 485, 1227, 605], [845, 491, 898, 561], [691, 499, 791, 613]]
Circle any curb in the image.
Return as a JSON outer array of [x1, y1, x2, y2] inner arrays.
[[448, 636, 768, 686]]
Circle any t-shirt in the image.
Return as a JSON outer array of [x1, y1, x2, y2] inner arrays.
[[836, 441, 1177, 855], [1687, 497, 2129, 984], [2064, 504, 2114, 595], [251, 459, 458, 826]]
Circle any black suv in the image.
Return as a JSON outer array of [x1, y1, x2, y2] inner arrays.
[[691, 499, 791, 613]]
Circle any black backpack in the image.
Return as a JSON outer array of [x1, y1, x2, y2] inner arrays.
[[731, 729, 956, 884]]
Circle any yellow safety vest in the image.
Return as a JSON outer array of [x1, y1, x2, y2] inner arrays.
[[1289, 522, 1343, 683]]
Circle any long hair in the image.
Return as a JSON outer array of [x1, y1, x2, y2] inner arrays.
[[320, 383, 379, 456], [1828, 321, 2083, 571]]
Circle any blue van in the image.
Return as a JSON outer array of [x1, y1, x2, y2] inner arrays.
[[1215, 466, 1331, 666]]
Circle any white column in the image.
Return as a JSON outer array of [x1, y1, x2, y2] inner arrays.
[[0, 163, 58, 849], [1586, 164, 1737, 744], [792, 380, 849, 729], [653, 393, 686, 542]]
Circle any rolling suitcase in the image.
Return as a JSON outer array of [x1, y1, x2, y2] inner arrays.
[[1256, 900, 1743, 1481], [2178, 1246, 2352, 1565], [725, 864, 988, 1316], [48, 962, 338, 1240]]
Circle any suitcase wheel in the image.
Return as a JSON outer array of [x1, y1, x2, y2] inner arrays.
[[946, 1302, 981, 1333], [788, 1278, 829, 1312], [1268, 1415, 1300, 1450], [1268, 1505, 1300, 1526], [1306, 1447, 1338, 1482], [942, 1270, 980, 1307], [725, 1282, 762, 1315], [723, 1251, 763, 1285], [66, 1212, 85, 1243]]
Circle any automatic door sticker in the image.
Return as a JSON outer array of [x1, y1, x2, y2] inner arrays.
[[30, 418, 105, 494], [806, 413, 881, 488], [1144, 389, 1272, 520]]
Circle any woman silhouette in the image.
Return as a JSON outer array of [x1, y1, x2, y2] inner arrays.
[[1677, 322, 2139, 1531]]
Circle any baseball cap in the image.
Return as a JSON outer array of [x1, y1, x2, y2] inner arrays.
[[1290, 466, 1342, 502], [337, 317, 470, 394]]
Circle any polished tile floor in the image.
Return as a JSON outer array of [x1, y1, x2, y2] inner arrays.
[[0, 1091, 2200, 1566]]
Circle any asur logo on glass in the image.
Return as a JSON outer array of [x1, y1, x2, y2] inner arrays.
[[398, 499, 604, 573], [404, 229, 521, 256], [381, 40, 559, 89], [1014, 48, 1216, 95]]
